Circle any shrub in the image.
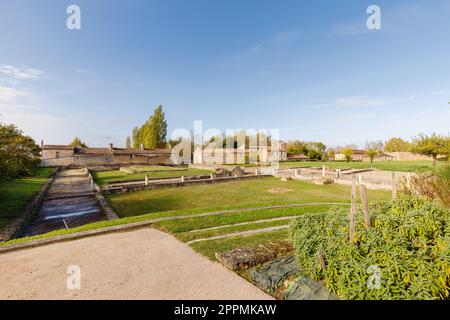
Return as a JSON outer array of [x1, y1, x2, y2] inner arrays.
[[400, 166, 450, 208], [290, 196, 450, 300], [0, 123, 41, 181]]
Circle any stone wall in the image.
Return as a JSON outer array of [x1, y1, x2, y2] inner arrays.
[[41, 153, 172, 168], [386, 152, 432, 161]]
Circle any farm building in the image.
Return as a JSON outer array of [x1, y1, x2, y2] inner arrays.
[[40, 143, 172, 167]]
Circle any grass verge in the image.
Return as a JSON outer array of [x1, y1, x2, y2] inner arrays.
[[107, 177, 390, 217], [93, 168, 212, 186], [0, 167, 54, 230], [279, 160, 445, 173], [189, 228, 290, 260]]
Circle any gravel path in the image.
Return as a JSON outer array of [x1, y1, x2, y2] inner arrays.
[[0, 227, 271, 300]]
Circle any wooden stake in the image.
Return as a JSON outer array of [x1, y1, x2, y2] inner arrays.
[[392, 172, 397, 200], [349, 175, 357, 242], [318, 251, 326, 271], [359, 183, 371, 228]]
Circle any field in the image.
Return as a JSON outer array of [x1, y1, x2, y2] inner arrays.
[[93, 167, 212, 186], [2, 177, 390, 260], [104, 177, 390, 259], [106, 177, 391, 217], [279, 160, 445, 172], [0, 168, 53, 230]]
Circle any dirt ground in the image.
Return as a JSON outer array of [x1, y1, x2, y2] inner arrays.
[[0, 228, 271, 300]]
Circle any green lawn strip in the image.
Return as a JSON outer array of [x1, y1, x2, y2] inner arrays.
[[0, 167, 54, 230], [93, 168, 212, 186], [107, 177, 390, 217], [279, 160, 444, 173], [127, 165, 187, 172], [0, 203, 338, 247], [155, 205, 336, 234], [176, 218, 294, 242], [189, 228, 290, 261]]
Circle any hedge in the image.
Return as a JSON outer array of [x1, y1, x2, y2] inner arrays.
[[290, 196, 450, 299]]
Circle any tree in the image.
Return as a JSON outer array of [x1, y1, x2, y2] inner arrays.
[[384, 137, 410, 152], [411, 133, 449, 166], [132, 126, 140, 148], [326, 149, 335, 161], [342, 147, 353, 162], [131, 105, 168, 149], [69, 137, 87, 147], [307, 142, 326, 160], [0, 123, 40, 181], [365, 140, 384, 163], [125, 136, 131, 149], [287, 140, 308, 155]]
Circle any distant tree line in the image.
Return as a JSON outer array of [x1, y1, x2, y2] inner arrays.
[[287, 140, 327, 160], [287, 133, 449, 166], [127, 105, 168, 149], [0, 123, 40, 181]]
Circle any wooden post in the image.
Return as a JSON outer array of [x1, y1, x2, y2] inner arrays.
[[392, 172, 397, 200], [336, 169, 340, 179], [181, 176, 185, 183], [322, 166, 326, 178], [145, 175, 149, 186], [210, 173, 214, 180], [318, 251, 326, 271], [349, 175, 357, 242], [358, 174, 362, 185], [407, 172, 412, 194], [359, 183, 370, 228], [255, 168, 258, 176], [90, 177, 94, 190]]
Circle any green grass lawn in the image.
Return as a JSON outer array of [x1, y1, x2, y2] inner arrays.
[[107, 177, 391, 217], [93, 167, 212, 186], [0, 173, 391, 264], [279, 160, 445, 172], [0, 167, 53, 230], [189, 228, 289, 260], [125, 165, 187, 172]]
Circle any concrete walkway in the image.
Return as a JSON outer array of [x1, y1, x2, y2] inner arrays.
[[24, 169, 106, 236], [0, 228, 271, 300]]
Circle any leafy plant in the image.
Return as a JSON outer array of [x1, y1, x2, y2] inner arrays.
[[290, 196, 450, 299]]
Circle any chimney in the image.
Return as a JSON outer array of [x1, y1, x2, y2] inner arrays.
[[140, 143, 144, 151], [109, 143, 114, 151]]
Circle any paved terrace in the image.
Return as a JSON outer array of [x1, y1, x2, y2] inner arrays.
[[23, 169, 106, 236], [0, 228, 271, 300]]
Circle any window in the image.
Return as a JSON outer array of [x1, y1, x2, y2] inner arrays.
[[55, 151, 60, 159]]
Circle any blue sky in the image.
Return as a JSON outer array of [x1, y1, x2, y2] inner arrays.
[[0, 0, 449, 148]]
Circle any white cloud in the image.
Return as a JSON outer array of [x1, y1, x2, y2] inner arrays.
[[331, 23, 368, 36], [0, 66, 67, 138], [335, 96, 385, 108], [431, 90, 450, 96], [0, 86, 33, 105], [0, 65, 45, 81]]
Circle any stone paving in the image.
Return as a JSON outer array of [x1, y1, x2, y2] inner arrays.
[[24, 169, 106, 236]]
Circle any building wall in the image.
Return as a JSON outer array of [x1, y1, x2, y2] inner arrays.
[[40, 152, 172, 167], [386, 152, 432, 161]]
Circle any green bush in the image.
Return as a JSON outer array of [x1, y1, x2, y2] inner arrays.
[[290, 196, 450, 300]]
